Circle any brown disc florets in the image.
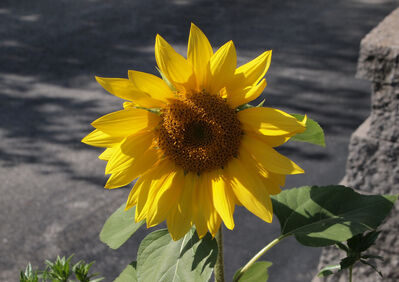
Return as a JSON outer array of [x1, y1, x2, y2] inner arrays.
[[156, 91, 243, 173]]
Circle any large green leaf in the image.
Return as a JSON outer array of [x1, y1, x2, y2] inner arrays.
[[114, 262, 137, 282], [137, 228, 218, 282], [100, 204, 144, 249], [271, 186, 397, 246], [233, 261, 272, 282], [290, 114, 325, 147]]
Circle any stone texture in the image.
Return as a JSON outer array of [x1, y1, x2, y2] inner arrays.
[[356, 8, 399, 84], [315, 119, 399, 282], [315, 6, 399, 282], [371, 83, 399, 110], [347, 118, 399, 191], [369, 83, 399, 142]]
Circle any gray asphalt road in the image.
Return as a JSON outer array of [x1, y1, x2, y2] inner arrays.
[[1, 0, 398, 281]]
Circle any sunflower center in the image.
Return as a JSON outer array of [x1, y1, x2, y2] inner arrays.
[[156, 91, 242, 173]]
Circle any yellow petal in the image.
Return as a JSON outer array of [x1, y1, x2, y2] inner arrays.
[[81, 129, 123, 147], [238, 145, 284, 195], [155, 34, 194, 88], [271, 172, 286, 187], [145, 171, 176, 228], [226, 157, 273, 223], [241, 135, 304, 175], [131, 177, 151, 221], [260, 175, 282, 195], [123, 101, 134, 109], [208, 212, 222, 238], [95, 76, 162, 107], [134, 160, 172, 222], [167, 206, 192, 241], [105, 147, 159, 188], [98, 148, 115, 161], [146, 169, 185, 228], [119, 130, 154, 158], [227, 79, 266, 109], [206, 41, 237, 94], [238, 107, 306, 136], [91, 108, 160, 137], [126, 182, 140, 210], [193, 172, 221, 238], [105, 169, 136, 189], [234, 50, 272, 88], [106, 133, 146, 173], [105, 132, 154, 174], [191, 175, 208, 238], [167, 172, 197, 240], [210, 170, 235, 230], [128, 70, 175, 106], [187, 23, 213, 90], [249, 132, 292, 148], [105, 143, 131, 174], [125, 162, 171, 210]]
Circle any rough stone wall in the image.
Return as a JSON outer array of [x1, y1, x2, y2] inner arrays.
[[314, 7, 399, 282]]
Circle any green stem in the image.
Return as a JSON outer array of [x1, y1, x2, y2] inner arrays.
[[349, 265, 353, 282], [214, 228, 225, 282], [236, 235, 287, 280]]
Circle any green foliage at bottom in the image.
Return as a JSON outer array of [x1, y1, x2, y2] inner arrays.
[[318, 230, 385, 278], [20, 255, 103, 282]]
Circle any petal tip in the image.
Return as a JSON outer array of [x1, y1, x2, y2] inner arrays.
[[81, 134, 89, 144], [95, 76, 104, 85], [155, 34, 165, 45]]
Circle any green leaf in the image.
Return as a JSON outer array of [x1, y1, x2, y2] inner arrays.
[[137, 228, 218, 282], [100, 204, 144, 249], [347, 233, 363, 252], [271, 185, 397, 247], [317, 264, 341, 277], [114, 262, 137, 282], [290, 114, 325, 147], [236, 103, 253, 111], [233, 261, 272, 282], [44, 255, 73, 281], [256, 99, 266, 107], [362, 254, 384, 261], [20, 263, 39, 282], [340, 256, 357, 269], [360, 259, 383, 277], [335, 242, 349, 253], [359, 231, 380, 252], [236, 99, 265, 112], [73, 260, 103, 282]]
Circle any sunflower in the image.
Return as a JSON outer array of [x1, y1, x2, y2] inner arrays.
[[82, 23, 306, 240]]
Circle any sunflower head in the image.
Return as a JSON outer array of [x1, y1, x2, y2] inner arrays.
[[83, 23, 306, 240], [156, 90, 243, 174]]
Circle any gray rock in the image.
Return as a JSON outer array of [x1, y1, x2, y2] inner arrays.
[[356, 8, 399, 84], [314, 120, 399, 282], [347, 118, 399, 192], [368, 83, 399, 142], [316, 6, 399, 281], [371, 83, 399, 111]]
